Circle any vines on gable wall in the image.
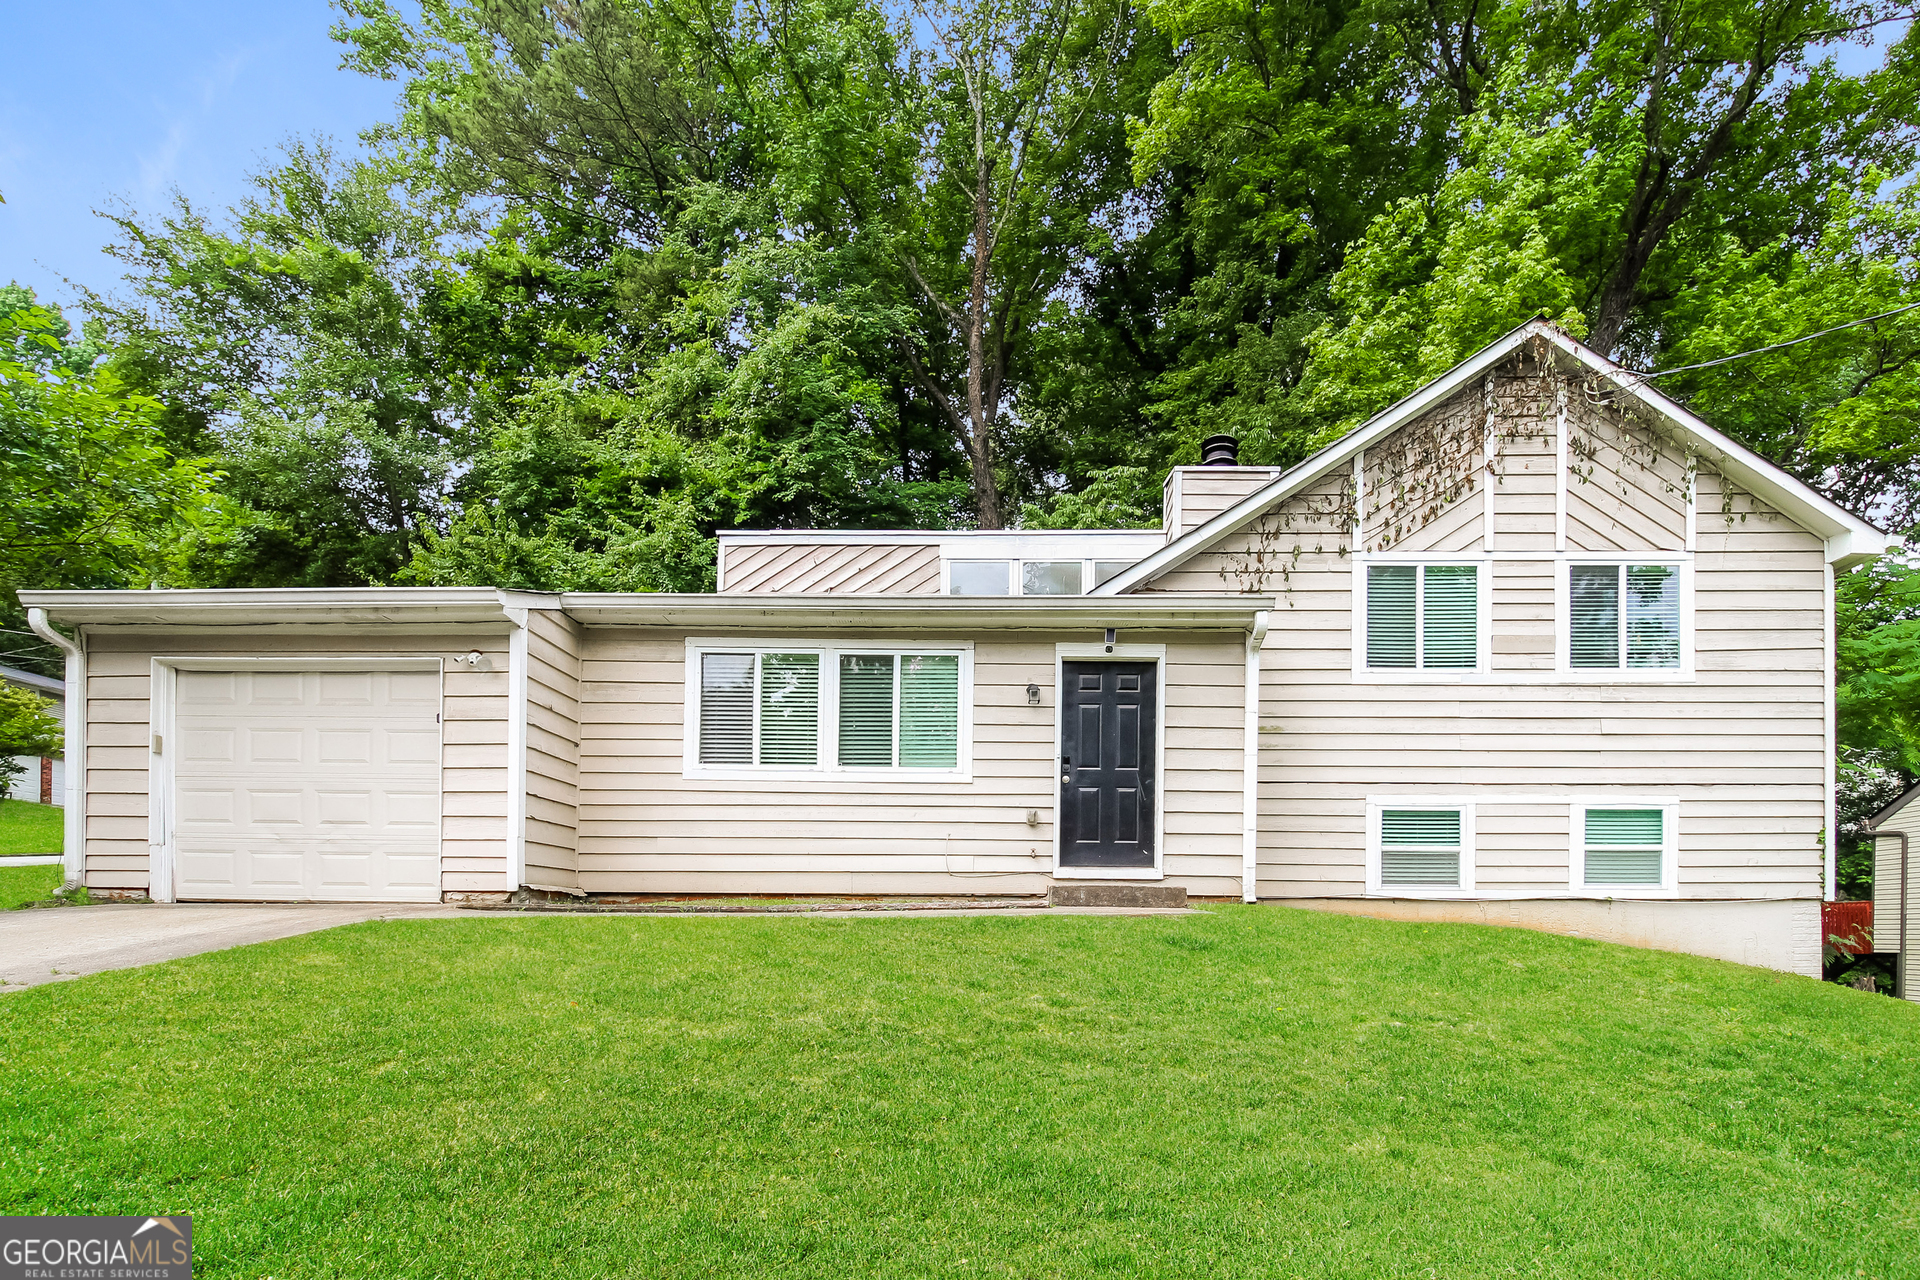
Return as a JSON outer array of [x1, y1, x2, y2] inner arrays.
[[1203, 336, 1757, 597]]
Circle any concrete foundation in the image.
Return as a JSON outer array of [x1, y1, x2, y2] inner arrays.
[[1276, 896, 1823, 977], [1050, 884, 1188, 909]]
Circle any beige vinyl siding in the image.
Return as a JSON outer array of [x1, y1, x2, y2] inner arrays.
[[1565, 393, 1689, 552], [1163, 467, 1283, 538], [1138, 360, 1829, 903], [721, 543, 941, 594], [1475, 801, 1573, 891], [79, 631, 510, 895], [524, 608, 581, 891], [576, 628, 1250, 898], [1490, 404, 1558, 551]]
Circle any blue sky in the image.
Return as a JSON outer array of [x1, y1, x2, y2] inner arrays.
[[1, 2, 401, 312]]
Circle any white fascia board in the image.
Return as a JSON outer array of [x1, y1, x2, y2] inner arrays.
[[1097, 319, 1887, 595], [558, 592, 1275, 630], [15, 587, 517, 629], [1530, 327, 1887, 561], [718, 529, 1165, 544]]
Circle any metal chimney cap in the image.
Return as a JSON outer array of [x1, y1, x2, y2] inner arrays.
[[1200, 435, 1240, 466]]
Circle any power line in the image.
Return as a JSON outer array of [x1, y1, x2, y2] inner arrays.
[[1619, 301, 1920, 383]]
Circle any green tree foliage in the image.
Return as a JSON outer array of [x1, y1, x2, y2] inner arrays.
[[0, 684, 62, 804], [0, 288, 211, 672]]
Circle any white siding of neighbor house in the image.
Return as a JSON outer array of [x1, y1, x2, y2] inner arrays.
[[524, 608, 582, 892], [1873, 820, 1920, 965], [574, 628, 1250, 898], [1136, 361, 1831, 906], [721, 543, 941, 594], [78, 630, 513, 896]]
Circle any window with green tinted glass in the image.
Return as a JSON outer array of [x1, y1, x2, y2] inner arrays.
[[1582, 807, 1666, 887], [1366, 564, 1479, 670], [1570, 564, 1680, 669], [1379, 808, 1463, 887], [693, 647, 964, 772]]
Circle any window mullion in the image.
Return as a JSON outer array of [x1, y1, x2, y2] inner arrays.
[[891, 654, 902, 768], [750, 652, 763, 766], [1414, 566, 1426, 671], [1616, 564, 1627, 667], [822, 646, 837, 770]]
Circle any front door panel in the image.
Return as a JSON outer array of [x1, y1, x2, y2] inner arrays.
[[1060, 660, 1156, 867]]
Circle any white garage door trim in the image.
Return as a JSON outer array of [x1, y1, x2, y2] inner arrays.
[[149, 657, 444, 904]]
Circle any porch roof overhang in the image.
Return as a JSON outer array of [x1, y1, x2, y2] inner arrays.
[[16, 587, 1276, 633]]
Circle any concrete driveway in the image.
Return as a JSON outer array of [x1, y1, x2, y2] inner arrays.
[[0, 902, 464, 993]]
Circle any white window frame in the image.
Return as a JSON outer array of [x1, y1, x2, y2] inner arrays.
[[1570, 797, 1679, 897], [1556, 555, 1694, 681], [1366, 797, 1477, 896], [682, 639, 975, 782], [1051, 643, 1168, 881], [1351, 555, 1491, 681], [941, 558, 1125, 597]]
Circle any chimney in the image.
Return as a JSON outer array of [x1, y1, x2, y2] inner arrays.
[[1162, 436, 1282, 540], [1201, 434, 1239, 466]]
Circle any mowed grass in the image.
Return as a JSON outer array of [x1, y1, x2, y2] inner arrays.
[[2, 909, 1917, 1278], [0, 800, 60, 855], [0, 862, 59, 910]]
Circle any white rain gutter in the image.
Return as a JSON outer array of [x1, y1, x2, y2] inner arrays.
[[1242, 611, 1270, 903], [27, 608, 83, 890]]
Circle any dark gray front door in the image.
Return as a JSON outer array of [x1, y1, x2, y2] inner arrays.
[[1059, 660, 1157, 867]]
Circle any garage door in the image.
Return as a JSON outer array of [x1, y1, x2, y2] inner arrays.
[[173, 668, 442, 902]]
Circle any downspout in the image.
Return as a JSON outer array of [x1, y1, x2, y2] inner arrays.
[[27, 609, 84, 891], [1242, 611, 1270, 904], [1864, 825, 1910, 1000], [503, 605, 529, 898]]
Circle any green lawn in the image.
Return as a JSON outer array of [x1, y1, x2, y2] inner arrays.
[[0, 862, 60, 910], [1, 909, 1916, 1278], [0, 799, 62, 855]]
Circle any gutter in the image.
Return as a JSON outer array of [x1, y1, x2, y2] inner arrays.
[[1242, 611, 1270, 903], [26, 609, 84, 890], [1864, 824, 1911, 1000]]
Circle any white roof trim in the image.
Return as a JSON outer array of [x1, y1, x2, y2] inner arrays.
[[16, 586, 1274, 633], [1095, 320, 1888, 595]]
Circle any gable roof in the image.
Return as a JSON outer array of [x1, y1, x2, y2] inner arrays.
[[1095, 320, 1889, 596], [1870, 781, 1920, 829]]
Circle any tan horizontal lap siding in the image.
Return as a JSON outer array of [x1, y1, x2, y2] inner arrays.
[[574, 628, 1249, 898], [1139, 360, 1829, 904], [79, 632, 508, 896], [524, 609, 581, 891]]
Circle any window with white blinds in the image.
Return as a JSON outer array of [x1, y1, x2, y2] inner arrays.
[[1365, 564, 1480, 670], [1569, 563, 1681, 669], [691, 645, 968, 774], [1378, 808, 1465, 888], [1580, 806, 1669, 887]]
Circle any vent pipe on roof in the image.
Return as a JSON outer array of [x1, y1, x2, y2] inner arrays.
[[1201, 435, 1239, 466]]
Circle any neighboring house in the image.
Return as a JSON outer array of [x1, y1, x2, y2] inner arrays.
[[17, 321, 1887, 975], [0, 664, 64, 807], [1869, 784, 1919, 1000]]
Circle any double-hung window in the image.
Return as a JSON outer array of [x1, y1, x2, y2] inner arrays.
[[1369, 801, 1474, 893], [1364, 563, 1481, 671], [1567, 562, 1684, 672], [688, 643, 970, 777], [1576, 803, 1674, 892]]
